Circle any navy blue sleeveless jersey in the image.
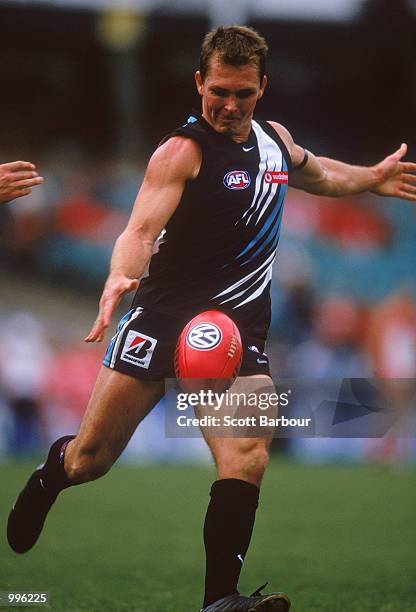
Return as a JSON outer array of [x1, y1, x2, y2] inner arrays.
[[133, 111, 291, 331]]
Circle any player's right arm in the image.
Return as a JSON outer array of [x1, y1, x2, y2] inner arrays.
[[85, 136, 202, 342], [0, 161, 44, 203]]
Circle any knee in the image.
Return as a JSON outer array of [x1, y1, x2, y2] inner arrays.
[[218, 441, 270, 485], [241, 444, 269, 482], [65, 444, 114, 484]]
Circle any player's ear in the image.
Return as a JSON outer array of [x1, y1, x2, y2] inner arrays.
[[195, 71, 204, 96], [258, 75, 268, 99]]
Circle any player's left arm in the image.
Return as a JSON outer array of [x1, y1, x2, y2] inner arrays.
[[269, 121, 416, 200]]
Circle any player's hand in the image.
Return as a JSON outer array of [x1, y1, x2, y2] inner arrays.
[[371, 143, 416, 201], [0, 161, 44, 204], [85, 273, 139, 343]]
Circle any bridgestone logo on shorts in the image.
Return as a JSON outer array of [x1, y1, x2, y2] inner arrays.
[[186, 323, 222, 350], [120, 330, 157, 369]]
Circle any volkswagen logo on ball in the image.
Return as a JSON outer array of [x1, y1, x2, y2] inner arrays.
[[186, 323, 222, 350]]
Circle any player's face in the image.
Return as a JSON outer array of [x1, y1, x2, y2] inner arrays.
[[195, 54, 267, 141]]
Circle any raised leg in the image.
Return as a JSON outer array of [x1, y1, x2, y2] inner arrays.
[[7, 366, 164, 553]]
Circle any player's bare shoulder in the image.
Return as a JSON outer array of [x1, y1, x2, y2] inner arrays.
[[267, 120, 305, 168], [148, 136, 202, 183]]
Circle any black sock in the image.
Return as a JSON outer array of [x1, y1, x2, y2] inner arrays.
[[40, 435, 76, 493], [203, 478, 260, 607]]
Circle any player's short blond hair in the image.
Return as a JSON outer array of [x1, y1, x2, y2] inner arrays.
[[200, 25, 268, 82]]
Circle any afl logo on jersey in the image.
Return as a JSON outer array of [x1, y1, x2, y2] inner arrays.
[[187, 323, 222, 350], [223, 170, 251, 190]]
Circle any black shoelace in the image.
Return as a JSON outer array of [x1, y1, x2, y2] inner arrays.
[[250, 582, 268, 597]]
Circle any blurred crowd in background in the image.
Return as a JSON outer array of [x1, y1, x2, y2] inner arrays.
[[0, 0, 415, 463], [0, 166, 415, 463]]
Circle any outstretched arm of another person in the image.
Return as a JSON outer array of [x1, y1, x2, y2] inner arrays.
[[85, 136, 202, 343], [0, 161, 44, 204], [269, 121, 416, 200]]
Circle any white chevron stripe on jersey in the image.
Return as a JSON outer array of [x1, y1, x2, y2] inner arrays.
[[213, 251, 275, 300], [234, 261, 275, 308], [242, 121, 283, 227], [256, 178, 280, 225], [242, 154, 267, 225], [218, 254, 276, 307], [243, 155, 274, 227]]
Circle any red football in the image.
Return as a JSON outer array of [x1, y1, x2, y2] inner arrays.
[[175, 311, 243, 393]]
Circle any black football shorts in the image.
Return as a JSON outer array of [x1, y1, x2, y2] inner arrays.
[[103, 306, 271, 381]]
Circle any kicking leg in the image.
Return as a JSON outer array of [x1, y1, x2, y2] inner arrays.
[[7, 366, 164, 553]]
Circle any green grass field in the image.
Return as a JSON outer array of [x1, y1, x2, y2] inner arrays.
[[0, 459, 415, 611]]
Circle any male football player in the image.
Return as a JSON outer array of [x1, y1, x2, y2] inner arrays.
[[7, 26, 416, 611]]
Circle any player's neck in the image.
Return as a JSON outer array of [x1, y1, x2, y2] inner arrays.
[[201, 112, 252, 143], [231, 127, 252, 144]]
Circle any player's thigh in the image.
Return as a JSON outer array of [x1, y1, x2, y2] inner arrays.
[[75, 305, 184, 462], [74, 365, 165, 461], [198, 375, 276, 481]]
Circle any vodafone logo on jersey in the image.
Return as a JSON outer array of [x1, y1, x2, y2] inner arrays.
[[264, 171, 289, 184], [223, 170, 251, 190]]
